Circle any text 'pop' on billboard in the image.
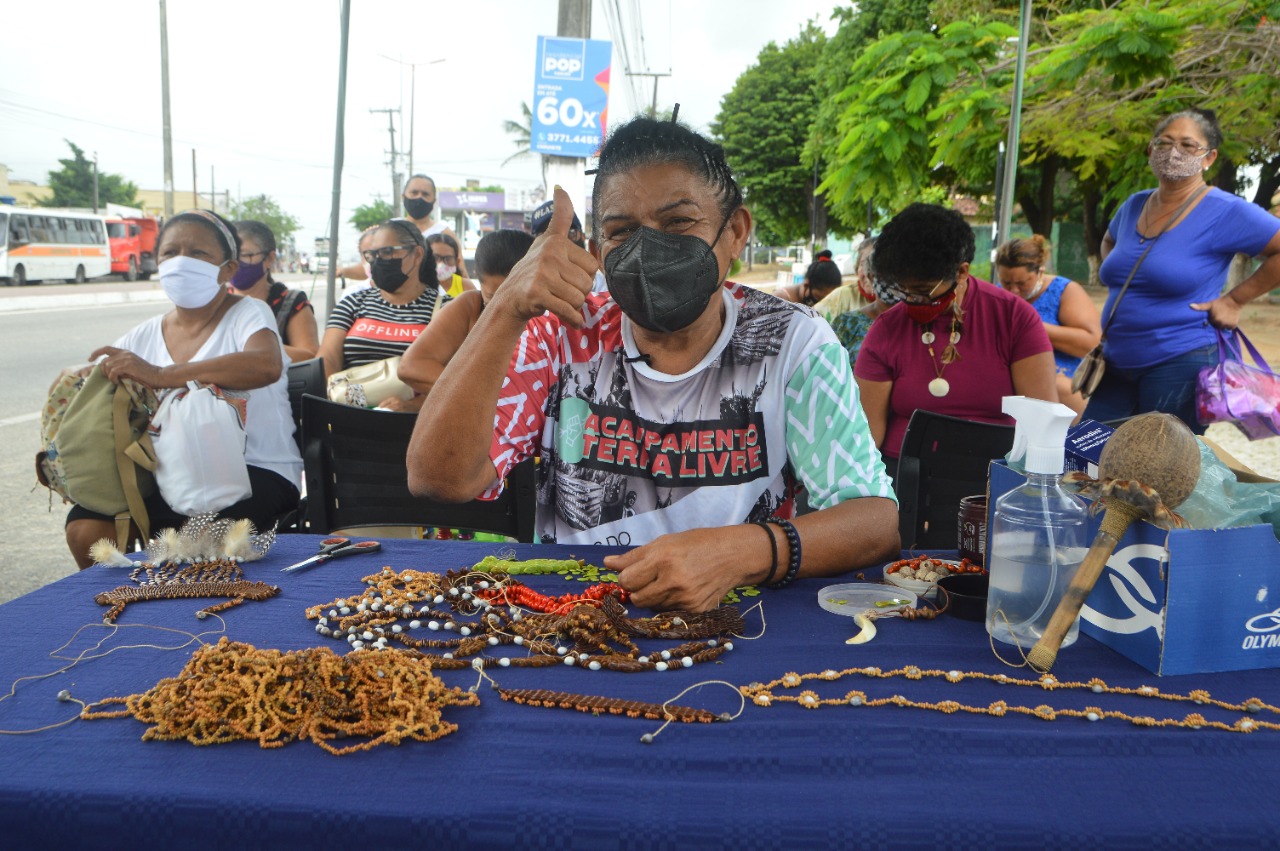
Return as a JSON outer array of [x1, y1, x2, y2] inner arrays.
[[532, 36, 611, 158]]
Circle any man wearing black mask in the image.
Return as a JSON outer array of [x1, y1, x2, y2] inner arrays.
[[411, 116, 898, 614]]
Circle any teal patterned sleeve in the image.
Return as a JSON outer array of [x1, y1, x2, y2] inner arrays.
[[829, 310, 874, 372], [784, 340, 897, 510]]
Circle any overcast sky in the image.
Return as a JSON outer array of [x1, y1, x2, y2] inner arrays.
[[0, 0, 840, 252]]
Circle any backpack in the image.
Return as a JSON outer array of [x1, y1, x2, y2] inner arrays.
[[36, 364, 160, 548]]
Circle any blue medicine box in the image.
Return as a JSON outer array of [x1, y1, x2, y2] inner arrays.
[[988, 461, 1280, 676], [1064, 419, 1112, 478]]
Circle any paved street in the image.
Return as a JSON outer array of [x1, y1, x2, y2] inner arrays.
[[0, 274, 331, 603]]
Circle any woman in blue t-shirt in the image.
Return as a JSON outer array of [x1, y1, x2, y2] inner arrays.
[[1084, 108, 1280, 432], [995, 235, 1101, 417]]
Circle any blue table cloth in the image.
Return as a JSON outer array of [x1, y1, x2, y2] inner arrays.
[[0, 535, 1276, 850]]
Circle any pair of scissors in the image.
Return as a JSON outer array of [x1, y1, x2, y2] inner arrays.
[[282, 537, 381, 573]]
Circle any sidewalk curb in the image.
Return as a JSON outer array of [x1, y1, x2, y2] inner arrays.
[[0, 289, 171, 313]]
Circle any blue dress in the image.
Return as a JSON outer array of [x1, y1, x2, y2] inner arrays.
[[1029, 275, 1080, 375]]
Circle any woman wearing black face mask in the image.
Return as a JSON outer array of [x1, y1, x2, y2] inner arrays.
[[336, 174, 471, 282], [317, 218, 445, 411], [411, 115, 900, 614]]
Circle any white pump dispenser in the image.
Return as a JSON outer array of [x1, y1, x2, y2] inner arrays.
[[986, 397, 1090, 649], [1003, 396, 1078, 475]]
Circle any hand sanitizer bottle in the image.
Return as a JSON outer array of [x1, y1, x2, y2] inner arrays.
[[986, 397, 1089, 649]]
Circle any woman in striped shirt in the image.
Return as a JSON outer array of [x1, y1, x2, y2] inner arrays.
[[318, 218, 445, 411]]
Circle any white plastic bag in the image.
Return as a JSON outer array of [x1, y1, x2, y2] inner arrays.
[[149, 381, 252, 516]]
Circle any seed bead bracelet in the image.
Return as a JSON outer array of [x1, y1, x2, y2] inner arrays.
[[740, 666, 1280, 734], [498, 688, 725, 724], [752, 521, 779, 586], [767, 520, 801, 589]]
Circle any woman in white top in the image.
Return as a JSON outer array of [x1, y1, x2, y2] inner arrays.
[[64, 210, 302, 568]]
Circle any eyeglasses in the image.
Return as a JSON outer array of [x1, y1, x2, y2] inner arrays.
[[1151, 138, 1210, 156], [877, 276, 958, 305], [361, 245, 413, 262], [238, 250, 268, 263], [432, 253, 457, 265]]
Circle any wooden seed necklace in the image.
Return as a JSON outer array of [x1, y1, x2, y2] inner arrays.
[[82, 637, 479, 754], [921, 314, 962, 398], [95, 558, 280, 624], [740, 665, 1280, 733], [305, 567, 744, 674]]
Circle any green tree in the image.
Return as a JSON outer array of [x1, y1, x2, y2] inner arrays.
[[712, 23, 829, 246], [41, 140, 139, 208], [813, 0, 1280, 281], [227, 194, 301, 248], [349, 198, 395, 233]]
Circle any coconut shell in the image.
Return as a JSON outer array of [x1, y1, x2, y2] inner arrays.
[[1097, 413, 1200, 509]]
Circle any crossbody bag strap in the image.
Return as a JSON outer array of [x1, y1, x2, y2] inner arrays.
[[112, 387, 151, 546], [1101, 184, 1209, 338]]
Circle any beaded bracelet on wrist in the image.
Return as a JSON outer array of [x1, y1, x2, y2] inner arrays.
[[752, 521, 779, 586], [767, 519, 801, 589]]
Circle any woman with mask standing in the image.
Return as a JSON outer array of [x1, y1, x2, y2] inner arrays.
[[1083, 109, 1280, 431], [317, 218, 444, 411], [230, 220, 319, 363], [409, 116, 899, 614], [64, 210, 302, 568]]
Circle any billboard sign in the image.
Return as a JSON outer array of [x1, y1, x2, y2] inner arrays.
[[531, 36, 611, 158]]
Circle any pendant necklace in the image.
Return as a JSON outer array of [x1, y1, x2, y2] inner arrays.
[[922, 313, 962, 398]]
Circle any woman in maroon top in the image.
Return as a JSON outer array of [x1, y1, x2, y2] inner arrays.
[[854, 204, 1057, 461]]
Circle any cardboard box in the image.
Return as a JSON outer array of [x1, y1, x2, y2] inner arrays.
[[988, 461, 1280, 676]]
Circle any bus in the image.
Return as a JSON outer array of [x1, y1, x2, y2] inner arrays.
[[0, 207, 111, 285]]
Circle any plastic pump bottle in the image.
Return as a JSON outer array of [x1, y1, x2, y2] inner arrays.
[[986, 397, 1089, 649]]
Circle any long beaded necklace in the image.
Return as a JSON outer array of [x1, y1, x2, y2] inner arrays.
[[741, 665, 1280, 733], [305, 567, 744, 673], [921, 313, 962, 398]]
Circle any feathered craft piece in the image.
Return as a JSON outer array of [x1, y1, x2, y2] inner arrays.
[[89, 538, 136, 568], [1062, 472, 1189, 531], [141, 514, 277, 565]]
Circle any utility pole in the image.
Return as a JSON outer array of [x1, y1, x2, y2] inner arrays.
[[92, 151, 99, 213], [370, 107, 401, 215], [159, 0, 174, 218], [192, 149, 198, 210], [995, 0, 1032, 252], [545, 0, 592, 220], [210, 165, 215, 214], [627, 71, 671, 118], [326, 0, 352, 315]]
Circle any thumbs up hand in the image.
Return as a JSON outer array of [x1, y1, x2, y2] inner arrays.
[[491, 186, 598, 328]]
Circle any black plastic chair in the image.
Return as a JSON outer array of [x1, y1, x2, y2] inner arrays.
[[894, 409, 1015, 550], [300, 394, 537, 541], [286, 357, 326, 452]]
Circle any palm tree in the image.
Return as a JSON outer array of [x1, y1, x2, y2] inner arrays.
[[503, 101, 547, 188], [502, 101, 533, 166]]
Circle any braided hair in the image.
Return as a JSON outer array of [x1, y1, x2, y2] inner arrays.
[[590, 114, 743, 242]]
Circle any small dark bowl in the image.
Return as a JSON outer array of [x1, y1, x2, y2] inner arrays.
[[937, 573, 989, 621]]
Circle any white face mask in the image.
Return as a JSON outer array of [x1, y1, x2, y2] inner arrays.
[[436, 261, 457, 281], [160, 255, 225, 309]]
